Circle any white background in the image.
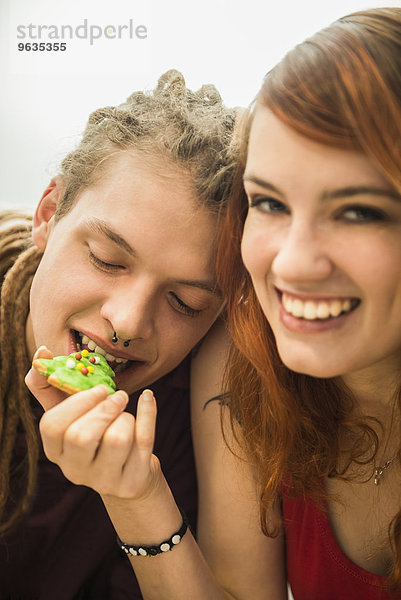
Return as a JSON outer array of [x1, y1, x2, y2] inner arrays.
[[1, 0, 400, 212]]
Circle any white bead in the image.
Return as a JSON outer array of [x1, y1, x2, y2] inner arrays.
[[171, 535, 181, 545], [66, 359, 75, 369], [160, 543, 170, 552], [128, 548, 137, 556], [94, 356, 101, 364], [138, 548, 147, 556]]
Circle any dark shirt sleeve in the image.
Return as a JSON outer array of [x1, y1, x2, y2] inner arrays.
[[0, 355, 197, 600]]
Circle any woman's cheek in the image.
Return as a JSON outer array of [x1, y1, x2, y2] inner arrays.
[[241, 221, 268, 279]]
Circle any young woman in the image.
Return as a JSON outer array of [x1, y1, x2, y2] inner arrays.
[[218, 6, 401, 599], [1, 70, 239, 598]]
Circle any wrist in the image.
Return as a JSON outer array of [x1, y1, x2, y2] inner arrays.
[[102, 470, 183, 546], [117, 506, 189, 557]]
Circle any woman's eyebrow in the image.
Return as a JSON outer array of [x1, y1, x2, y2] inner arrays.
[[244, 175, 401, 203], [86, 217, 136, 257], [321, 186, 401, 202], [243, 174, 282, 196]]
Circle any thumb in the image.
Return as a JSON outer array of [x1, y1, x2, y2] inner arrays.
[[25, 346, 68, 410]]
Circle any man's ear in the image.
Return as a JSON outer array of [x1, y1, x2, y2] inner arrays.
[[32, 176, 65, 250]]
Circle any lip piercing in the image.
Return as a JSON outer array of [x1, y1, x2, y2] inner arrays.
[[112, 332, 131, 347]]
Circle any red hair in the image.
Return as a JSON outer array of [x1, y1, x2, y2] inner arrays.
[[218, 7, 401, 586]]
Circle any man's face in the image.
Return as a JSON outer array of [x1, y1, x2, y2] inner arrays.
[[27, 152, 223, 394]]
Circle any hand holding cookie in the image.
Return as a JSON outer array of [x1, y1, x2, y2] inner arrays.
[[26, 345, 160, 500]]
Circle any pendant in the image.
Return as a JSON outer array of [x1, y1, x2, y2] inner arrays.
[[374, 466, 385, 485]]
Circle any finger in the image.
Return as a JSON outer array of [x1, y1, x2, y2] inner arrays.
[[39, 385, 112, 459], [25, 346, 67, 410], [123, 389, 157, 486], [90, 411, 136, 494], [61, 391, 129, 472]]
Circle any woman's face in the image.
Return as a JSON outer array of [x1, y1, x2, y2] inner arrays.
[[241, 107, 401, 381], [27, 152, 223, 395]]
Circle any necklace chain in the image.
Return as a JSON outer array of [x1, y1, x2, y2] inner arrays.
[[373, 456, 398, 485]]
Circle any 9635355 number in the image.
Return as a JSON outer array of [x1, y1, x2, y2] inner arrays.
[[17, 42, 67, 51]]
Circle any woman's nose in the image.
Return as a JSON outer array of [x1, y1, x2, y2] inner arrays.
[[271, 224, 334, 284]]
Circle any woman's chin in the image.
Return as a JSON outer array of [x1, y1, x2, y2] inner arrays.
[[277, 348, 341, 379]]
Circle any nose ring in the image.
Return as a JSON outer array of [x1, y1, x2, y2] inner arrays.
[[112, 332, 131, 347]]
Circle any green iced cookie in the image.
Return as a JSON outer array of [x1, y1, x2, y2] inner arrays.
[[33, 351, 116, 395]]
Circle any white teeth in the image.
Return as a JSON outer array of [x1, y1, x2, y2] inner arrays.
[[291, 299, 304, 317], [87, 340, 96, 351], [282, 293, 355, 320], [82, 335, 90, 344], [316, 302, 330, 319], [330, 300, 342, 318], [95, 345, 106, 356], [105, 353, 116, 362], [342, 299, 352, 312], [304, 301, 317, 320]]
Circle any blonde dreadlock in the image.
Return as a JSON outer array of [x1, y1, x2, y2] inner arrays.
[[57, 69, 240, 220], [0, 213, 43, 533]]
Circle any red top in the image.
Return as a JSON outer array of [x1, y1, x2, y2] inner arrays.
[[283, 492, 401, 599]]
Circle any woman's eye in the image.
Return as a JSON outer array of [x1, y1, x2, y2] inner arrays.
[[169, 292, 202, 318], [340, 205, 388, 223], [249, 195, 289, 214], [89, 251, 125, 273]]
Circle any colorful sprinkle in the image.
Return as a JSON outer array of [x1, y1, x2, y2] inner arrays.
[[75, 352, 82, 360], [66, 358, 76, 369], [87, 365, 94, 373], [76, 363, 84, 370], [81, 367, 89, 376], [89, 356, 96, 364], [94, 356, 101, 364], [82, 349, 89, 357]]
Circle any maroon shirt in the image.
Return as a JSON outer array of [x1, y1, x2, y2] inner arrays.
[[1, 355, 197, 599]]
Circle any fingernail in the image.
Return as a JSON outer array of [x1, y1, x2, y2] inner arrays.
[[96, 385, 111, 395], [33, 345, 48, 359], [141, 389, 154, 402], [110, 390, 129, 408]]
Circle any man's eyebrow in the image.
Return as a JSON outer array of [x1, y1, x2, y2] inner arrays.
[[243, 176, 401, 203], [177, 279, 222, 297], [86, 217, 136, 257]]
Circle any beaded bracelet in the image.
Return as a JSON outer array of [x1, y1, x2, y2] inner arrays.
[[117, 508, 188, 557]]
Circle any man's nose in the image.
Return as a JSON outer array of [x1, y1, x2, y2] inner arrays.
[[102, 279, 156, 344]]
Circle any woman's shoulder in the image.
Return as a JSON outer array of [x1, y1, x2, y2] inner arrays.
[[191, 316, 230, 377]]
